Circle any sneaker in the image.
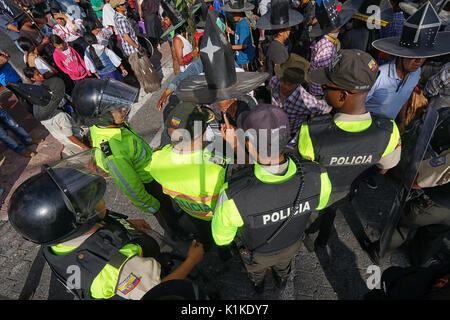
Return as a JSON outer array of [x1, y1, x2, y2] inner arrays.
[[364, 176, 378, 190]]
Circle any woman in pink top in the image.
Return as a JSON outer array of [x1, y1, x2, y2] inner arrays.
[[50, 34, 91, 83]]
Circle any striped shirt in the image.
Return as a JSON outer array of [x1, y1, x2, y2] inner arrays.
[[114, 12, 139, 57]]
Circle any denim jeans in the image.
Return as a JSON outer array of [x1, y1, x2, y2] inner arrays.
[[0, 109, 31, 154]]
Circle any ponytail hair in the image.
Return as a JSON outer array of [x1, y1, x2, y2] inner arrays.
[[84, 32, 104, 71]]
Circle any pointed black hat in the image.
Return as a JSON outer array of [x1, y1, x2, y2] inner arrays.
[[308, 0, 358, 37], [6, 77, 66, 121], [372, 1, 450, 58], [175, 10, 269, 104], [256, 0, 304, 30], [399, 0, 449, 25], [221, 0, 255, 13]]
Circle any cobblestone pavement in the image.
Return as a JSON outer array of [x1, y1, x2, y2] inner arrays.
[[0, 32, 411, 301]]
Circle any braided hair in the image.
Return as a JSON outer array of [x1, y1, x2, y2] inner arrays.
[[84, 32, 105, 71]]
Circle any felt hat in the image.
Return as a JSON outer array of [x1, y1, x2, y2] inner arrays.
[[372, 1, 450, 58], [308, 0, 359, 38], [175, 11, 269, 104], [256, 0, 304, 30]]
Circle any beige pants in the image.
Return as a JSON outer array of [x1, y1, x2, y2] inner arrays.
[[244, 239, 302, 285]]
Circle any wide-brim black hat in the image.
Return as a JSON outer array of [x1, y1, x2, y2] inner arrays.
[[176, 72, 269, 104], [308, 0, 359, 38], [256, 0, 304, 30], [175, 10, 269, 104], [372, 32, 450, 57], [221, 0, 255, 13], [372, 1, 450, 58]]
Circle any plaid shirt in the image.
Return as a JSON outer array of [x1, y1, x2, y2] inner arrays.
[[114, 12, 139, 57], [308, 36, 337, 96], [270, 76, 332, 137], [380, 12, 405, 39]]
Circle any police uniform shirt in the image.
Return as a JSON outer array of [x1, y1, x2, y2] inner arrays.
[[211, 158, 332, 246], [51, 231, 162, 300], [299, 112, 402, 170], [417, 149, 450, 188]]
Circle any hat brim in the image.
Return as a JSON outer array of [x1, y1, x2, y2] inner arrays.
[[274, 64, 310, 83], [309, 67, 331, 86], [175, 72, 269, 104], [256, 9, 304, 30], [371, 32, 450, 58], [221, 3, 254, 12], [308, 8, 356, 38], [161, 20, 186, 38]]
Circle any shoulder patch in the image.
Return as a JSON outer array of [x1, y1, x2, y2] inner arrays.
[[117, 273, 140, 295]]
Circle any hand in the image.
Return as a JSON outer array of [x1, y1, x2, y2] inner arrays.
[[221, 113, 238, 149], [129, 219, 152, 232], [157, 90, 172, 111], [42, 36, 50, 45], [121, 69, 128, 77], [186, 240, 204, 265], [226, 25, 234, 35]]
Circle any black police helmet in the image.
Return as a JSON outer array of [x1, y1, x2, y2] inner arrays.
[[71, 78, 139, 126], [8, 168, 106, 245]]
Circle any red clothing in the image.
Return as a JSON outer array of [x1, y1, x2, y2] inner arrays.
[[53, 45, 91, 80]]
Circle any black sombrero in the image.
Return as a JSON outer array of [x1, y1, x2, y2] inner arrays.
[[175, 11, 269, 104], [308, 0, 359, 38], [372, 1, 450, 58], [256, 0, 304, 30], [221, 0, 255, 12]]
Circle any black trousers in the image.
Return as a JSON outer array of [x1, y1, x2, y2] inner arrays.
[[186, 215, 232, 261], [305, 193, 349, 245], [144, 180, 184, 236]]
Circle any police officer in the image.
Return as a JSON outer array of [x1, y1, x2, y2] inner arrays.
[[7, 154, 205, 300], [71, 78, 188, 240], [372, 106, 450, 265], [212, 104, 332, 292], [149, 101, 230, 259], [297, 49, 402, 250]]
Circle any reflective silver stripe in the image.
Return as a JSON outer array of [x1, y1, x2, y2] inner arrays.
[[107, 159, 157, 213], [214, 191, 229, 211], [137, 138, 147, 162]]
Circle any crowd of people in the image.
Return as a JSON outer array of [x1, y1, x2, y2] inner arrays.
[[1, 0, 449, 300]]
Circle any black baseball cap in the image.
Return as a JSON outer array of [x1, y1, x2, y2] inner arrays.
[[165, 101, 215, 133], [237, 104, 291, 156], [310, 49, 380, 91]]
